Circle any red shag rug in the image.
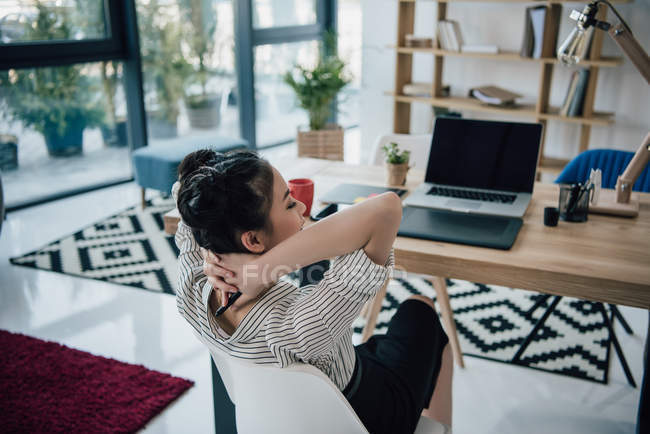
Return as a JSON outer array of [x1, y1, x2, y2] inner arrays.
[[0, 330, 194, 433]]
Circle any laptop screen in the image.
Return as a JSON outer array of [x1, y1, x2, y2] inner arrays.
[[425, 118, 542, 193]]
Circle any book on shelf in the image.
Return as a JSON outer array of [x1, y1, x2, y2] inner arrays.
[[469, 85, 522, 106], [559, 68, 590, 117], [567, 69, 590, 116], [520, 6, 547, 59], [461, 44, 499, 54], [559, 70, 580, 116], [436, 20, 464, 52]]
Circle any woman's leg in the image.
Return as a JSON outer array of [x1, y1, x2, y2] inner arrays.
[[408, 295, 453, 427]]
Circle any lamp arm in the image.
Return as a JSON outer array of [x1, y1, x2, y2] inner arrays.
[[593, 0, 632, 33], [607, 23, 650, 85], [615, 132, 650, 204]]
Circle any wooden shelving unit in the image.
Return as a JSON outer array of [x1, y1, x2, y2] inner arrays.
[[391, 0, 625, 174]]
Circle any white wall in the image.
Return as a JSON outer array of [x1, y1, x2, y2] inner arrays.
[[360, 1, 650, 163]]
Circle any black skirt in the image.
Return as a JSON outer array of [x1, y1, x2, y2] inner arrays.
[[344, 298, 449, 434]]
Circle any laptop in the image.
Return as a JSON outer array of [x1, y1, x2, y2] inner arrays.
[[402, 117, 542, 217]]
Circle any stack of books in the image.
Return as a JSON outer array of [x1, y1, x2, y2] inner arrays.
[[560, 69, 591, 117], [436, 20, 464, 52], [405, 35, 433, 48], [469, 85, 522, 106]]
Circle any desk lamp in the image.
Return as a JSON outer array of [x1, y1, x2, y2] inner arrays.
[[557, 1, 650, 217]]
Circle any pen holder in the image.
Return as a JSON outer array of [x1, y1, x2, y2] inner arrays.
[[558, 183, 592, 222]]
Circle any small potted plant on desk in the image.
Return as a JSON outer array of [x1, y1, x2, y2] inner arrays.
[[284, 33, 350, 160], [383, 142, 411, 186]]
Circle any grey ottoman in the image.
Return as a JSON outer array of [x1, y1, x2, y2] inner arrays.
[[133, 135, 248, 208]]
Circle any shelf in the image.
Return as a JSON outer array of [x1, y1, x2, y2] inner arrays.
[[540, 109, 614, 126], [391, 46, 624, 68], [389, 93, 615, 126]]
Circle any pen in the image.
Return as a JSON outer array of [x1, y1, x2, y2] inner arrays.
[[214, 291, 242, 317]]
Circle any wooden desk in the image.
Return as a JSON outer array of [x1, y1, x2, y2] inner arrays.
[[165, 158, 650, 309]]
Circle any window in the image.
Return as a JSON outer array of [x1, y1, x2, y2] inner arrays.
[[0, 1, 145, 210]]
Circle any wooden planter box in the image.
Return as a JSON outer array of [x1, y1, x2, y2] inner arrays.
[[297, 124, 344, 161]]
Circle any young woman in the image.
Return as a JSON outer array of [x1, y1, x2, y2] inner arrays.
[[174, 149, 452, 434]]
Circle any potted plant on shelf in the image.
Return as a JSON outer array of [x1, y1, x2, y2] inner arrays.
[[284, 33, 350, 160], [138, 0, 191, 138], [383, 142, 411, 186], [180, 0, 223, 130], [0, 3, 104, 157]]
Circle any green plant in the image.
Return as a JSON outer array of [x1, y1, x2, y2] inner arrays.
[[383, 142, 411, 165], [179, 0, 218, 105], [0, 2, 104, 156], [138, 0, 191, 124], [283, 32, 350, 131]]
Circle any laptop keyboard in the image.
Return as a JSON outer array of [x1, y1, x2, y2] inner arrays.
[[426, 186, 516, 204]]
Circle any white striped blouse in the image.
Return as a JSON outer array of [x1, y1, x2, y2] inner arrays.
[[174, 220, 394, 390]]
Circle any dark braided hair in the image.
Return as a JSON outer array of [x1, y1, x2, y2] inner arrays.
[[177, 149, 274, 253]]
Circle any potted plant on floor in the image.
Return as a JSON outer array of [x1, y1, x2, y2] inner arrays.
[[180, 0, 223, 130], [138, 0, 191, 138], [383, 142, 411, 186], [0, 4, 104, 157], [99, 61, 127, 147], [284, 32, 350, 160]]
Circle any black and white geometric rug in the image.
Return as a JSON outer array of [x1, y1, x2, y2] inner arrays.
[[11, 197, 611, 383], [10, 197, 180, 295]]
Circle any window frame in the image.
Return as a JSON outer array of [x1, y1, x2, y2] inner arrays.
[[235, 0, 337, 149]]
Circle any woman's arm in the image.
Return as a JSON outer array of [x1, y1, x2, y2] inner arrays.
[[210, 192, 402, 298]]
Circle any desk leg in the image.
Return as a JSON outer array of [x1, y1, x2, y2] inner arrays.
[[211, 358, 236, 434], [636, 312, 649, 433], [430, 276, 465, 368]]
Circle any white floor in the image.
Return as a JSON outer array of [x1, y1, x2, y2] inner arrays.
[[0, 140, 646, 433]]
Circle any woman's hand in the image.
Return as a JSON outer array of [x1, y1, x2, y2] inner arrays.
[[202, 249, 269, 299]]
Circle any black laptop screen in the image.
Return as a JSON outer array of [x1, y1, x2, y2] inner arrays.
[[425, 118, 542, 193]]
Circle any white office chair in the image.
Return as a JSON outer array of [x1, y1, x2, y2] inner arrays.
[[364, 133, 465, 368], [368, 133, 432, 169], [209, 347, 447, 434]]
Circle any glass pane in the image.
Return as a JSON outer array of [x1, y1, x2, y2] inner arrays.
[[337, 0, 361, 128], [0, 1, 106, 44], [252, 0, 316, 29], [254, 40, 319, 147], [0, 61, 132, 208], [136, 0, 240, 143]]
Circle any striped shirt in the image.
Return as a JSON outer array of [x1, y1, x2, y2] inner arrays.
[[174, 220, 394, 390]]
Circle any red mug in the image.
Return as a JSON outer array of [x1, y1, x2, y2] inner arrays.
[[288, 178, 314, 217]]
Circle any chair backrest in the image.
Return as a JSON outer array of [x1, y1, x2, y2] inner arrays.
[[209, 348, 369, 434], [369, 133, 432, 170], [555, 149, 650, 192]]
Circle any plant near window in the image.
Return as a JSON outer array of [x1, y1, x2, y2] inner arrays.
[[138, 0, 191, 138], [0, 2, 104, 157], [283, 32, 350, 160], [382, 142, 411, 186], [284, 34, 350, 131], [179, 0, 224, 129]]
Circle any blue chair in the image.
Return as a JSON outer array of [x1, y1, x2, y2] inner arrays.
[[132, 135, 248, 208], [519, 149, 649, 388], [555, 148, 650, 192]]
